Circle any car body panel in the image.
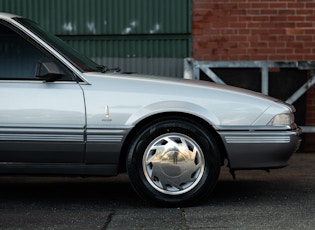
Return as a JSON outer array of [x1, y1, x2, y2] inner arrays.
[[81, 72, 280, 127], [79, 72, 301, 169], [0, 12, 301, 177], [0, 81, 86, 163], [219, 130, 301, 169]]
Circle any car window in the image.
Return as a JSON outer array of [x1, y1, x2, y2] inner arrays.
[[0, 23, 73, 81], [15, 18, 101, 73]]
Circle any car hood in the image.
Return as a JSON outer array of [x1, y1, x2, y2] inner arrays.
[[83, 72, 276, 101], [81, 72, 291, 127]]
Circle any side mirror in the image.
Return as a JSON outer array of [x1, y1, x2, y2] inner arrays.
[[36, 61, 64, 82]]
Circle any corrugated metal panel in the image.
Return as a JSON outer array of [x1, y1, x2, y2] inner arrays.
[[93, 57, 184, 78], [61, 35, 191, 58], [0, 0, 191, 35], [0, 0, 191, 77]]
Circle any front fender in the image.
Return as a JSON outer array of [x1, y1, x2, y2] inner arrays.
[[125, 101, 220, 127]]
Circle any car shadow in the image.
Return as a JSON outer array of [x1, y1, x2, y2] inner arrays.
[[0, 174, 147, 209], [0, 171, 306, 209]]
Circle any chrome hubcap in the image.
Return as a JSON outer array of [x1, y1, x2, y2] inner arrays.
[[142, 133, 205, 195]]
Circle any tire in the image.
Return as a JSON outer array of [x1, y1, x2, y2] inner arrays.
[[126, 117, 221, 206]]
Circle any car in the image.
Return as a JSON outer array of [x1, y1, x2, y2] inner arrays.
[[0, 12, 301, 206]]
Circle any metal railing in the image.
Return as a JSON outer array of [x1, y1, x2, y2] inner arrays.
[[184, 58, 315, 132]]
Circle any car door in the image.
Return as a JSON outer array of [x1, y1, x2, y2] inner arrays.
[[0, 22, 86, 163]]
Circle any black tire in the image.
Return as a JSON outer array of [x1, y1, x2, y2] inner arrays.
[[126, 117, 221, 206]]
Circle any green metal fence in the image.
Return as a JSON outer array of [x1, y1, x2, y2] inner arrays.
[[0, 0, 191, 67]]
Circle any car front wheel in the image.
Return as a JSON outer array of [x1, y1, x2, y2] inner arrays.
[[126, 118, 221, 206]]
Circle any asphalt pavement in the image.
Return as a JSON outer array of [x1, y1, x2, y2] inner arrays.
[[0, 153, 314, 229]]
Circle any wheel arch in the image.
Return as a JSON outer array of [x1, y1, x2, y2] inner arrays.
[[118, 112, 227, 173]]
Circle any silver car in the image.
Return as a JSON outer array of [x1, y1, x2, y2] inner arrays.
[[0, 13, 301, 206]]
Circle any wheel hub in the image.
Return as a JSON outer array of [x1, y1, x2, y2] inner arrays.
[[143, 133, 205, 195], [159, 148, 185, 177]]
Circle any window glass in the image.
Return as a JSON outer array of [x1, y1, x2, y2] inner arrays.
[[16, 18, 100, 73], [0, 23, 72, 81]]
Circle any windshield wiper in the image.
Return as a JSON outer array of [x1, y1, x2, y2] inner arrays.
[[97, 65, 121, 73]]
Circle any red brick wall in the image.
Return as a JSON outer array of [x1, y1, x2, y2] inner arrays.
[[192, 0, 315, 151], [192, 0, 315, 61]]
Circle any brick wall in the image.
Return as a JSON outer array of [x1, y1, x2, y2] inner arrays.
[[192, 0, 315, 151], [192, 0, 315, 61]]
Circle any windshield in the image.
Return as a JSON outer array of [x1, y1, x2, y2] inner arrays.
[[14, 18, 101, 72]]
